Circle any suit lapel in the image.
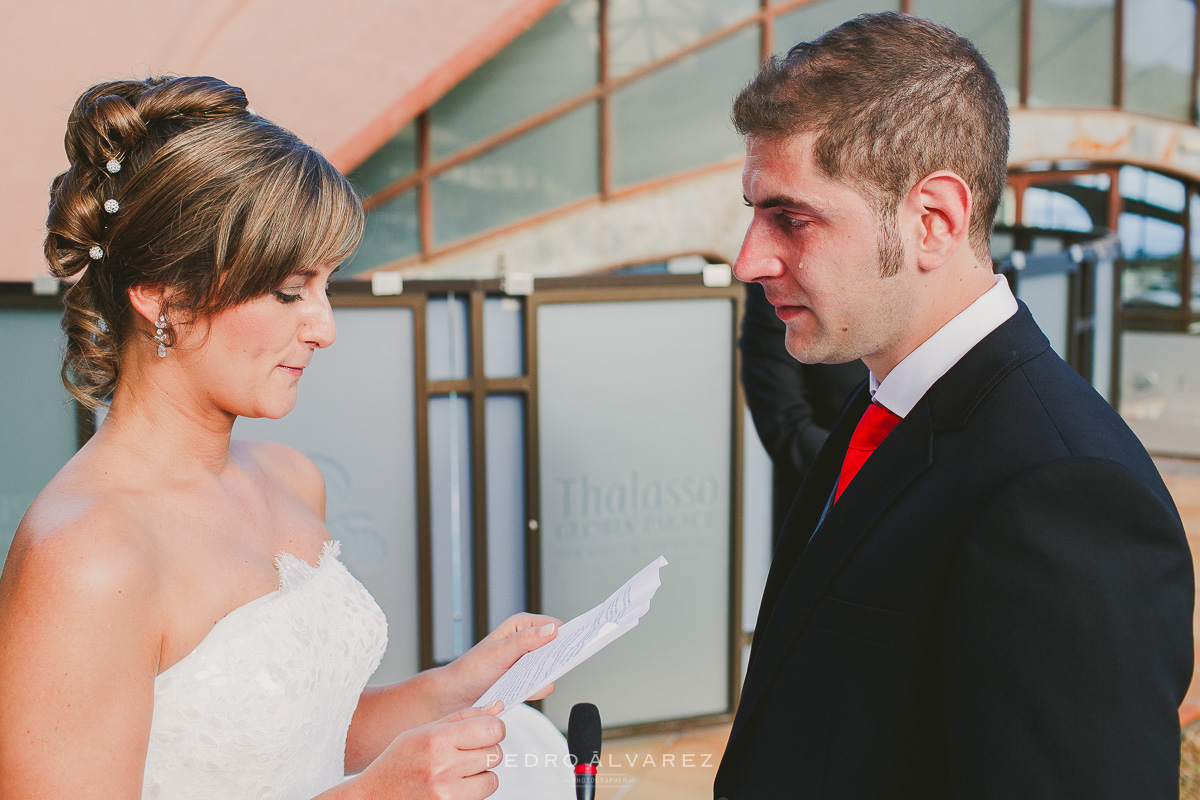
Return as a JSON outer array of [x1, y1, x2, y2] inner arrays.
[[730, 403, 934, 743], [749, 384, 869, 642]]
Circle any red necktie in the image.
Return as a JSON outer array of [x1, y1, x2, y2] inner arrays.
[[834, 401, 902, 502]]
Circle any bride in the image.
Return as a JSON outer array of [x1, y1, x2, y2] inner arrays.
[[0, 75, 557, 800]]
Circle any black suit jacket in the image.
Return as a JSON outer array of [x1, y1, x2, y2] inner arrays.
[[740, 281, 868, 536], [715, 305, 1194, 799]]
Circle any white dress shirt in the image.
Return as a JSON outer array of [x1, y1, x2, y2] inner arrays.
[[870, 275, 1018, 418]]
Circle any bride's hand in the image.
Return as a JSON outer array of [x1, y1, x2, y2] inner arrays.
[[350, 702, 507, 800], [437, 613, 562, 713]]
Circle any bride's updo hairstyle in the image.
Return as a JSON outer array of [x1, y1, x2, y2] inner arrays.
[[44, 75, 364, 409]]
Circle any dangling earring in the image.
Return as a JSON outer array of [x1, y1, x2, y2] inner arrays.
[[154, 315, 168, 358]]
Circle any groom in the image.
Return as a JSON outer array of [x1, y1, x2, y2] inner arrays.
[[716, 12, 1194, 799]]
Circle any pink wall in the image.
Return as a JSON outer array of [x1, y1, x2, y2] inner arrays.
[[0, 0, 556, 282]]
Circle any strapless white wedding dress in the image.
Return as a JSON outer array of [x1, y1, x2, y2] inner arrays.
[[141, 540, 387, 800]]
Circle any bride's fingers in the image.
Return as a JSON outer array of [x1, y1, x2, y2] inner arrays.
[[446, 700, 503, 723], [446, 710, 506, 752], [489, 613, 561, 640], [471, 744, 506, 774], [459, 769, 501, 799]]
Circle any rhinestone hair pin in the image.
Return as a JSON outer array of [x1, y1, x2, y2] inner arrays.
[[88, 245, 104, 260], [105, 158, 122, 174], [103, 199, 119, 214]]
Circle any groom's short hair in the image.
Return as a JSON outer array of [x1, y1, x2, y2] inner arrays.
[[732, 12, 1010, 266]]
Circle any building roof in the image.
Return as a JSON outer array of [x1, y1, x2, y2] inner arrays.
[[0, 0, 557, 282]]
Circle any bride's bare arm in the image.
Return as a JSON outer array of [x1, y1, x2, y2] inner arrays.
[[343, 613, 559, 776], [0, 510, 160, 799]]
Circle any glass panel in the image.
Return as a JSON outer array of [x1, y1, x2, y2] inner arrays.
[[774, 0, 898, 54], [1119, 167, 1186, 310], [1020, 172, 1111, 232], [426, 295, 471, 381], [1016, 271, 1071, 357], [741, 405, 773, 633], [1030, 0, 1115, 108], [1191, 193, 1200, 311], [606, 0, 759, 78], [1123, 0, 1194, 121], [1120, 331, 1200, 456], [342, 189, 419, 276], [996, 184, 1017, 227], [0, 310, 78, 561], [433, 104, 599, 247], [612, 27, 758, 188], [348, 123, 417, 198], [430, 0, 599, 161], [486, 395, 526, 629], [430, 395, 474, 662], [1092, 252, 1116, 402], [1119, 213, 1184, 309], [911, 0, 1021, 105], [1119, 165, 1186, 213], [537, 298, 733, 729], [233, 308, 422, 683], [483, 297, 525, 378]]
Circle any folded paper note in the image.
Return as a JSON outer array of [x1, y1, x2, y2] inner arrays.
[[474, 556, 669, 715]]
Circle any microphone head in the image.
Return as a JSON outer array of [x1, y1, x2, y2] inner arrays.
[[567, 702, 602, 766]]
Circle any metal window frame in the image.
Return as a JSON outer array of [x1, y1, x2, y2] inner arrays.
[[356, 0, 1200, 270]]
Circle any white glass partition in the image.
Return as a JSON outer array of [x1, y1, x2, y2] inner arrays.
[[536, 298, 734, 729], [233, 307, 422, 684], [1120, 331, 1200, 457], [486, 395, 527, 629], [0, 310, 77, 560], [741, 405, 773, 636], [1016, 271, 1071, 359]]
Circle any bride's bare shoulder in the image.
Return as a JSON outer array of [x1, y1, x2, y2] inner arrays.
[[3, 464, 162, 625], [235, 439, 326, 519]]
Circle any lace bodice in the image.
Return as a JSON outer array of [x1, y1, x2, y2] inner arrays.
[[142, 540, 387, 800]]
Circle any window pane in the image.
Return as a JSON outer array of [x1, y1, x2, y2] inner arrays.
[[430, 0, 599, 162], [774, 0, 898, 54], [1123, 0, 1194, 121], [348, 123, 416, 198], [607, 0, 759, 78], [1022, 188, 1094, 231], [343, 190, 419, 276], [484, 297, 524, 378], [486, 395, 526, 629], [911, 0, 1020, 105], [1030, 0, 1115, 108], [1020, 173, 1110, 232], [432, 103, 599, 247], [1191, 194, 1200, 311], [612, 27, 758, 188], [1119, 165, 1186, 213], [1119, 168, 1185, 310], [1120, 332, 1200, 455], [427, 295, 471, 381], [430, 395, 474, 662], [1120, 212, 1184, 309], [0, 310, 77, 561]]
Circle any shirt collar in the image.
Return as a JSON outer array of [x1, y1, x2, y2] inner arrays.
[[869, 275, 1018, 418]]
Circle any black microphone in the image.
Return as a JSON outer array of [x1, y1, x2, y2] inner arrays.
[[567, 703, 601, 800]]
